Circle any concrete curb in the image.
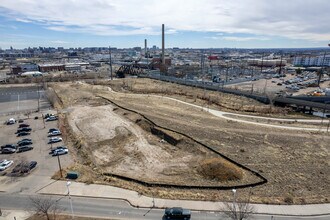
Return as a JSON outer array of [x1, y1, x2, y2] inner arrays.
[[38, 192, 330, 217]]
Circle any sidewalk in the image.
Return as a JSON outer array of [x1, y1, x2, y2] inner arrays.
[[38, 180, 330, 216], [0, 209, 31, 220]]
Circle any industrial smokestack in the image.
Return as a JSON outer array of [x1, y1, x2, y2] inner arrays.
[[162, 24, 165, 65], [144, 39, 147, 58]]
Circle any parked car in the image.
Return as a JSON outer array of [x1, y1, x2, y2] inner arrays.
[[17, 138, 32, 145], [52, 148, 68, 156], [17, 131, 31, 137], [12, 161, 37, 173], [49, 146, 67, 154], [1, 148, 16, 154], [44, 113, 55, 119], [277, 82, 283, 86], [6, 118, 16, 125], [17, 145, 33, 153], [48, 130, 62, 137], [0, 160, 14, 171], [164, 207, 191, 220], [48, 137, 62, 144], [16, 127, 32, 133], [17, 140, 33, 146], [18, 123, 30, 128], [1, 144, 17, 150], [46, 116, 58, 122], [48, 128, 59, 133]]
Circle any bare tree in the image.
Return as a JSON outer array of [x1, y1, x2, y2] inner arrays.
[[222, 201, 255, 220], [221, 189, 255, 220], [29, 196, 63, 220], [14, 157, 29, 174]]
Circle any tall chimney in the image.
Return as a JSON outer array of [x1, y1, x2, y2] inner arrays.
[[162, 24, 165, 65], [144, 39, 147, 58]]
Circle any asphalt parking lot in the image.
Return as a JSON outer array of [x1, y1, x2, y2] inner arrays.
[[0, 111, 71, 194]]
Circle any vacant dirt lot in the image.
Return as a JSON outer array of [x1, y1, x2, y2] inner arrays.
[[66, 104, 260, 187], [49, 79, 329, 204]]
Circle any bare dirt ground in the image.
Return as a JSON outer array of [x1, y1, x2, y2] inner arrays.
[[49, 79, 329, 205], [66, 104, 259, 187]]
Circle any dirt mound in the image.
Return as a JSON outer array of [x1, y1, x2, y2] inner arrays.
[[198, 158, 243, 181]]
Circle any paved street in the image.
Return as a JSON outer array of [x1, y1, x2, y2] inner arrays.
[[0, 193, 329, 220]]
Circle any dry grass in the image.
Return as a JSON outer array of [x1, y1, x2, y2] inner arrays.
[[198, 158, 243, 181], [48, 80, 330, 205], [92, 78, 290, 115]]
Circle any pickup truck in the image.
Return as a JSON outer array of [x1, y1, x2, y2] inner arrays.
[[164, 207, 191, 219]]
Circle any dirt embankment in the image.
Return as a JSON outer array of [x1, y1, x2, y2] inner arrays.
[[65, 104, 262, 187], [92, 78, 292, 116]]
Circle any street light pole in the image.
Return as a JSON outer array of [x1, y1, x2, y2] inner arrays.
[[232, 188, 237, 215], [17, 93, 20, 111], [109, 46, 113, 80], [66, 181, 74, 219], [37, 85, 40, 112]]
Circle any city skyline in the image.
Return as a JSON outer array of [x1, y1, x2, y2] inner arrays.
[[0, 0, 329, 49]]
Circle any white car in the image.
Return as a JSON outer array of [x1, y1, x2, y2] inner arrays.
[[6, 118, 16, 125], [48, 130, 62, 137], [48, 137, 63, 144], [0, 159, 14, 171], [52, 148, 68, 156]]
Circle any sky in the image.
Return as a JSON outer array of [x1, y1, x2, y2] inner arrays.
[[0, 0, 329, 49]]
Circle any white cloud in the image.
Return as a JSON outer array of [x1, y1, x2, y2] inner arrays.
[[0, 0, 329, 42]]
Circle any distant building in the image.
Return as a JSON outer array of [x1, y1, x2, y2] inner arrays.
[[133, 47, 142, 51], [293, 55, 330, 67], [247, 59, 287, 67], [68, 51, 78, 57], [11, 66, 22, 75], [65, 64, 81, 72], [21, 63, 39, 72], [151, 58, 171, 69], [10, 63, 38, 75], [39, 64, 65, 72], [208, 55, 219, 60]]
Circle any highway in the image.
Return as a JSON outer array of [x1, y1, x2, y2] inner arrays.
[[0, 193, 329, 220]]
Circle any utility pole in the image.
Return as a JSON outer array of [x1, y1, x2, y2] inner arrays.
[[37, 84, 40, 112], [162, 24, 165, 66], [260, 52, 264, 75], [279, 51, 283, 76], [109, 46, 113, 80], [200, 51, 205, 76], [57, 154, 63, 178]]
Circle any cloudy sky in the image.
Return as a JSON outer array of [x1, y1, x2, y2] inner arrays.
[[0, 0, 329, 49]]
